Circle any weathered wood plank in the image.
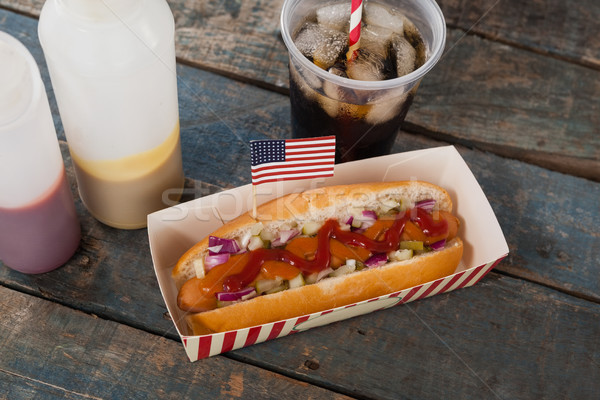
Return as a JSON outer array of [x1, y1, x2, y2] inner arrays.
[[438, 0, 600, 69], [1, 7, 599, 335], [392, 132, 600, 303], [0, 7, 599, 399], [0, 286, 352, 400], [232, 272, 600, 400], [410, 30, 600, 181], [4, 0, 598, 72], [1, 3, 598, 180]]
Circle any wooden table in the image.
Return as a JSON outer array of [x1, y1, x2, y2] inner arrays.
[[1, 0, 599, 398]]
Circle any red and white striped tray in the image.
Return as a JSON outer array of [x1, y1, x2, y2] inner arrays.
[[180, 258, 505, 361], [148, 146, 509, 362]]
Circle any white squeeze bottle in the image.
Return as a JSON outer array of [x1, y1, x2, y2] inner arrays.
[[38, 0, 184, 229], [0, 31, 80, 274]]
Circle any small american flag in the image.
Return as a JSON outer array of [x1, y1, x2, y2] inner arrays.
[[250, 136, 336, 185]]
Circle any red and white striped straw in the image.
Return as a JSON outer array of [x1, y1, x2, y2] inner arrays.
[[346, 0, 363, 61]]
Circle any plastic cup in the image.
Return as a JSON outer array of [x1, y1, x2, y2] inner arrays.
[[0, 31, 80, 274], [280, 0, 446, 162]]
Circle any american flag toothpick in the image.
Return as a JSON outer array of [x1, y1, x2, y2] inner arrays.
[[249, 136, 336, 218]]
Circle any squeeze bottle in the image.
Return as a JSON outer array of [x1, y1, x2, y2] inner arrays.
[[0, 31, 80, 274], [38, 0, 184, 229]]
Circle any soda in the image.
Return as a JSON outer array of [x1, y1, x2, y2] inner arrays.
[[283, 0, 443, 163]]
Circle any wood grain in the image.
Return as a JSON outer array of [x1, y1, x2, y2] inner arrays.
[[1, 6, 599, 399], [3, 0, 598, 69], [0, 2, 598, 180], [391, 132, 600, 304], [1, 7, 598, 338], [232, 273, 600, 400], [438, 0, 600, 68], [411, 30, 600, 181], [0, 286, 352, 400]]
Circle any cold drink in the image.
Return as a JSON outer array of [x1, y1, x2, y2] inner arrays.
[[281, 0, 446, 162]]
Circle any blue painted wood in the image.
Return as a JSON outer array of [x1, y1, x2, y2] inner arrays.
[[391, 132, 600, 302], [232, 273, 600, 400], [0, 286, 352, 399], [2, 0, 598, 180], [0, 5, 599, 400]]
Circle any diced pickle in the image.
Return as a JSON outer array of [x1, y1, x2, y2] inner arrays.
[[302, 221, 322, 236], [265, 282, 289, 295], [400, 240, 424, 251], [250, 222, 264, 236], [255, 278, 283, 294]]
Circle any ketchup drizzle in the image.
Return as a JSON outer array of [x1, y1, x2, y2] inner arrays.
[[223, 208, 447, 292]]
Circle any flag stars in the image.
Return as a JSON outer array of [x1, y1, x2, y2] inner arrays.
[[250, 139, 286, 166]]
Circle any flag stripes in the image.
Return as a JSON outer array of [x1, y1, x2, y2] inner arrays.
[[250, 136, 335, 185]]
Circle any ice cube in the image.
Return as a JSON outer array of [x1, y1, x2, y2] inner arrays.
[[364, 3, 404, 33], [360, 25, 394, 58], [289, 60, 321, 101], [320, 76, 370, 119], [346, 49, 387, 81], [402, 17, 426, 69], [391, 35, 416, 77], [294, 23, 347, 70], [316, 3, 351, 31], [365, 92, 408, 124], [320, 79, 349, 118], [328, 65, 348, 78]]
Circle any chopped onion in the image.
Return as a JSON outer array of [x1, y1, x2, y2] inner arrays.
[[271, 229, 300, 247], [430, 239, 446, 251], [416, 199, 435, 213], [389, 249, 413, 262], [365, 253, 388, 268], [239, 230, 252, 248], [216, 287, 256, 302], [193, 258, 205, 279], [207, 245, 223, 254], [316, 267, 334, 281], [345, 216, 354, 226], [208, 236, 241, 254], [330, 261, 357, 277], [362, 210, 378, 220], [351, 217, 363, 229], [204, 253, 229, 270], [247, 236, 265, 251], [305, 267, 333, 284], [250, 222, 264, 236], [288, 273, 305, 289], [260, 229, 274, 242], [362, 219, 376, 230]]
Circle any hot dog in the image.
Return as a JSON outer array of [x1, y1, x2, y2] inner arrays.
[[172, 181, 463, 335]]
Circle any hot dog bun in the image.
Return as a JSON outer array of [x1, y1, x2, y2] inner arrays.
[[173, 181, 463, 335]]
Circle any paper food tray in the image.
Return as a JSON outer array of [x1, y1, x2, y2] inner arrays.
[[148, 146, 509, 361]]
